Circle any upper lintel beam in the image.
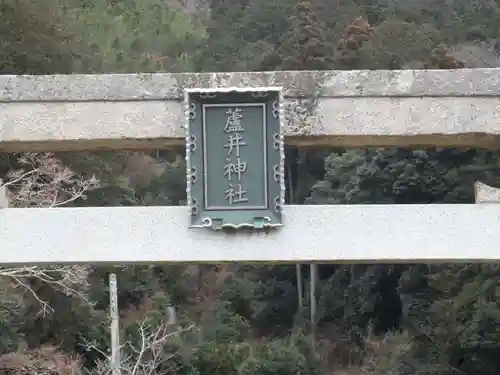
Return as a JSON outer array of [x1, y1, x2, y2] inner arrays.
[[2, 69, 500, 152]]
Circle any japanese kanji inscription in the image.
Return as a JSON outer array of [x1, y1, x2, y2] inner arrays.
[[184, 87, 285, 230]]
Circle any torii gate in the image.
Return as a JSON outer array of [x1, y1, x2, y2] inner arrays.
[[1, 68, 500, 264]]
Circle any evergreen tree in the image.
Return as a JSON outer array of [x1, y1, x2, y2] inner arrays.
[[425, 43, 465, 69], [335, 16, 375, 69], [0, 0, 78, 74], [279, 0, 334, 70]]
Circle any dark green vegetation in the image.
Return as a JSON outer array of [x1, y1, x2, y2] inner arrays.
[[2, 0, 500, 374]]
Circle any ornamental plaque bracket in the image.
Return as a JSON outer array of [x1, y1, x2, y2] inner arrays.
[[184, 87, 285, 230]]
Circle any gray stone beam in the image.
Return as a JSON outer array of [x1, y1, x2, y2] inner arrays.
[[1, 204, 500, 264], [475, 181, 500, 203], [2, 69, 500, 152]]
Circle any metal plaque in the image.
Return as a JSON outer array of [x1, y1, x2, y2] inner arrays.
[[184, 87, 285, 230]]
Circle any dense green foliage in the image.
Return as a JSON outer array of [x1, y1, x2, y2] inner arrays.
[[2, 0, 500, 374]]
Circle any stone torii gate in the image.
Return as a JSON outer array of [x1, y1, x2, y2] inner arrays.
[[1, 68, 500, 264]]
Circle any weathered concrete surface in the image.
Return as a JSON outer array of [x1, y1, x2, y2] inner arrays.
[[475, 181, 500, 203], [0, 101, 184, 151], [3, 69, 500, 101], [1, 204, 500, 263], [3, 69, 500, 152]]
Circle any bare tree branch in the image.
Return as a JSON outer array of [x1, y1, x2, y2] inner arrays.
[[0, 152, 99, 314], [83, 321, 195, 375], [2, 152, 98, 208]]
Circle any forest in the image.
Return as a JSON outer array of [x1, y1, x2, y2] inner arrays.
[[2, 0, 500, 374]]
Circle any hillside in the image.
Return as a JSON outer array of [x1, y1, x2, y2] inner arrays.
[[2, 0, 500, 374]]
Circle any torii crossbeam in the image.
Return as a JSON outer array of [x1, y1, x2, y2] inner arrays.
[[2, 68, 500, 264]]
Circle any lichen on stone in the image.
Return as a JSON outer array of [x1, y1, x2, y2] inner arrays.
[[283, 71, 333, 136]]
